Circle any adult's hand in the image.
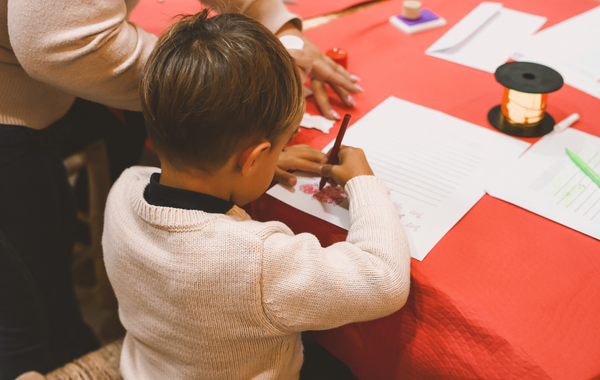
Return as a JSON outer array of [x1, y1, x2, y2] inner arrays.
[[276, 22, 363, 120], [275, 144, 326, 186]]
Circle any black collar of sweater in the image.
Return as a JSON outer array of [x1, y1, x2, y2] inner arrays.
[[144, 172, 234, 214]]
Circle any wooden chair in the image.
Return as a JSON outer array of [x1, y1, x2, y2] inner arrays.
[[63, 140, 123, 343], [15, 339, 124, 380]]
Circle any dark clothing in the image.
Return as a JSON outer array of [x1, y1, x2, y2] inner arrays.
[[0, 99, 145, 379], [144, 172, 234, 213]]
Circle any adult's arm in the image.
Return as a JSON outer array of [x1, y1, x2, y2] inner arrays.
[[276, 22, 363, 120], [205, 0, 301, 33], [7, 0, 299, 111]]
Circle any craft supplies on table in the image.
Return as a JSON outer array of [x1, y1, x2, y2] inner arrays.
[[389, 9, 446, 34], [326, 47, 348, 68], [389, 1, 446, 35], [425, 2, 546, 73], [487, 127, 600, 240], [268, 96, 530, 260], [488, 62, 563, 137], [513, 6, 600, 100]]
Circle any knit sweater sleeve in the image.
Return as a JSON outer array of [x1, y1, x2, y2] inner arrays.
[[202, 0, 302, 32], [7, 0, 299, 112], [260, 176, 411, 332]]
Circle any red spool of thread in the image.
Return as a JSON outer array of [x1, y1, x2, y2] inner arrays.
[[326, 47, 348, 69]]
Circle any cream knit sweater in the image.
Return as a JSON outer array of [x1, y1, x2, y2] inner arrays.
[[102, 166, 411, 379], [1, 0, 298, 129]]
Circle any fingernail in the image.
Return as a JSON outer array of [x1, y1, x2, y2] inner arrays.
[[354, 84, 365, 92], [318, 165, 323, 173], [330, 109, 341, 120], [350, 74, 361, 82], [347, 95, 356, 107]]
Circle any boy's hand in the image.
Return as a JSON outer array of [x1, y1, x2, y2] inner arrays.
[[319, 146, 374, 187], [276, 23, 362, 121], [275, 144, 326, 186]]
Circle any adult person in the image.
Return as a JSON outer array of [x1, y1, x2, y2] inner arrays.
[[0, 0, 361, 377]]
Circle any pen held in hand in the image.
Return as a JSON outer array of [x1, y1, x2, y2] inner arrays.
[[319, 114, 351, 190]]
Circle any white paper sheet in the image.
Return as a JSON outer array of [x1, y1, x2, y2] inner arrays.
[[425, 2, 546, 73], [487, 128, 600, 240], [268, 96, 530, 260], [513, 6, 600, 100]]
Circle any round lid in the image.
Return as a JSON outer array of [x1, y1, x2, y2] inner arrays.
[[495, 62, 563, 94]]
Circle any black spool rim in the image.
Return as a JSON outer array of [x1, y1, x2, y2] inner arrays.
[[495, 62, 563, 94], [488, 105, 555, 138]]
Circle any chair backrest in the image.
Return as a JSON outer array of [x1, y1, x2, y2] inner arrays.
[[45, 339, 124, 380]]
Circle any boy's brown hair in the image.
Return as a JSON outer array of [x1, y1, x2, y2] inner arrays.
[[140, 10, 305, 172]]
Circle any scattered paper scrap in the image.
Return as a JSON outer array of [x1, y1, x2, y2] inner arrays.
[[300, 113, 336, 133]]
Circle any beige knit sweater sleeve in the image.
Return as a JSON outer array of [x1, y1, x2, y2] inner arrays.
[[261, 176, 411, 332], [7, 0, 298, 112]]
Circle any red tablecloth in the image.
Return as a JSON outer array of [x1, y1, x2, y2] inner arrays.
[[132, 0, 600, 377], [129, 0, 385, 36], [250, 0, 600, 378]]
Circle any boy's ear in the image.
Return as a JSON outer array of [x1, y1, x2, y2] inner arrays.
[[239, 142, 271, 176]]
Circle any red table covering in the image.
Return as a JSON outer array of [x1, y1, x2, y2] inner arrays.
[[132, 0, 600, 377], [129, 0, 385, 36], [250, 0, 600, 378]]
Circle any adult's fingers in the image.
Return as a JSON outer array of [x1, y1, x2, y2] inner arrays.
[[330, 83, 355, 108], [311, 79, 340, 120], [325, 68, 363, 94], [314, 57, 363, 94], [287, 49, 312, 84]]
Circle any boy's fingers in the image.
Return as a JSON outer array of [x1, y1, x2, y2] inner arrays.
[[274, 168, 297, 186], [294, 146, 326, 162], [279, 146, 325, 173], [320, 145, 348, 166], [319, 164, 334, 178], [296, 160, 321, 173]]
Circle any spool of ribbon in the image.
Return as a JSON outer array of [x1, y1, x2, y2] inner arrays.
[[488, 62, 563, 137]]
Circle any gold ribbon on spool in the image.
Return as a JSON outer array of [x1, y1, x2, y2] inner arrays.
[[489, 62, 563, 137], [500, 88, 548, 127]]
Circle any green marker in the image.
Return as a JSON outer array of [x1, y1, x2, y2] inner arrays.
[[566, 148, 600, 188]]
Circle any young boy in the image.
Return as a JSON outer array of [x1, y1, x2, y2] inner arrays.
[[102, 10, 411, 380]]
